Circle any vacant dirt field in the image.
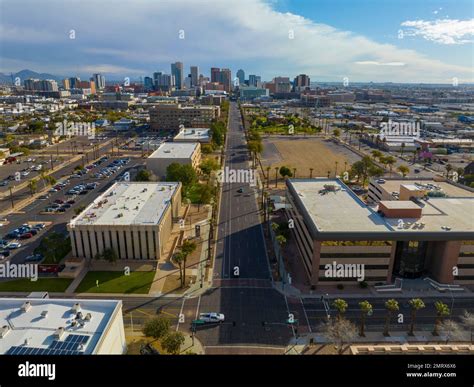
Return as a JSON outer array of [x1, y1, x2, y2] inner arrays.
[[261, 137, 360, 178]]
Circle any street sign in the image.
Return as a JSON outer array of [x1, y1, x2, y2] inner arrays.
[[192, 319, 205, 325], [286, 318, 299, 325]]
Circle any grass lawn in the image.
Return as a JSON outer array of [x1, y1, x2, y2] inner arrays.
[[0, 278, 72, 292], [75, 271, 155, 294]]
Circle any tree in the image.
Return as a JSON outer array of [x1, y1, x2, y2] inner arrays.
[[172, 251, 186, 287], [383, 299, 399, 336], [276, 234, 286, 247], [279, 166, 293, 179], [400, 142, 406, 157], [161, 331, 185, 354], [446, 164, 453, 179], [460, 310, 474, 343], [438, 319, 463, 344], [371, 150, 382, 161], [135, 169, 151, 182], [332, 299, 348, 321], [322, 318, 357, 355], [166, 163, 197, 190], [358, 300, 373, 337], [333, 128, 341, 139], [28, 178, 38, 196], [433, 301, 450, 336], [142, 317, 171, 340], [397, 165, 409, 178], [200, 158, 219, 177], [408, 298, 425, 336], [195, 183, 213, 210], [28, 120, 45, 133], [102, 248, 118, 264], [179, 239, 197, 287], [384, 156, 396, 176]]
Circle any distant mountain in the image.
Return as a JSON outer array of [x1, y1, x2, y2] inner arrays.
[[0, 69, 63, 85]]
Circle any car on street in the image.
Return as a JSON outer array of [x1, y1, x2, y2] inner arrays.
[[414, 169, 421, 173], [198, 312, 225, 323], [0, 180, 9, 186], [237, 188, 244, 193], [38, 194, 49, 200], [7, 242, 22, 249], [25, 254, 44, 263]]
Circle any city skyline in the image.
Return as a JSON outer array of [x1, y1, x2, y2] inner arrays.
[[1, 0, 473, 83]]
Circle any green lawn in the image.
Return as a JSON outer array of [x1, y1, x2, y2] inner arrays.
[[0, 278, 72, 292], [75, 271, 155, 294]]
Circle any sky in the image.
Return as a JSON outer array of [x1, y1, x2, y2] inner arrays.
[[0, 0, 473, 83]]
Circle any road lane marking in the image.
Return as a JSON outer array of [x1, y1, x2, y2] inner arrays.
[[176, 297, 186, 331], [194, 295, 201, 320], [300, 298, 312, 333]]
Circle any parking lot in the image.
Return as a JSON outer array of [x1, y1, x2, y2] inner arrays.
[[0, 155, 143, 266]]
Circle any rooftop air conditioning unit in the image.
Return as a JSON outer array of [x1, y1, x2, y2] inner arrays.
[[41, 310, 48, 318], [54, 327, 65, 340], [0, 325, 11, 338], [21, 301, 31, 313], [84, 313, 92, 321], [72, 303, 81, 313]]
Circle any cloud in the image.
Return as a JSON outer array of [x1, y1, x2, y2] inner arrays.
[[0, 0, 472, 83], [401, 18, 474, 45]]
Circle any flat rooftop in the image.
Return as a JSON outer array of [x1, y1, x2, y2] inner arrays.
[[0, 298, 121, 355], [376, 179, 474, 198], [174, 128, 210, 141], [149, 142, 199, 159], [287, 179, 474, 236], [70, 182, 179, 226]]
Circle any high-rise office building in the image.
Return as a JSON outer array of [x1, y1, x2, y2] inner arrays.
[[68, 77, 80, 89], [153, 72, 175, 92], [93, 73, 106, 89], [171, 62, 184, 90], [248, 74, 261, 87], [210, 67, 220, 83], [190, 66, 199, 87], [210, 67, 232, 92], [294, 74, 310, 91], [62, 78, 70, 90], [236, 69, 245, 85], [144, 77, 154, 91]]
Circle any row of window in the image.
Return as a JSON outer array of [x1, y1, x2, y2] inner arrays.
[[320, 253, 391, 258], [73, 229, 158, 260]]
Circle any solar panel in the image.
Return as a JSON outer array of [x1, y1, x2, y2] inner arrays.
[[6, 334, 89, 355]]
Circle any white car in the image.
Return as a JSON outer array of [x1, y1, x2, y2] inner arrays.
[[21, 171, 30, 176], [7, 242, 22, 249], [199, 312, 225, 323]]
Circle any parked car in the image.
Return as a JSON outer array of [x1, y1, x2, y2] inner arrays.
[[54, 199, 65, 204], [38, 194, 50, 200], [20, 233, 33, 239], [66, 199, 76, 205], [7, 242, 22, 249], [414, 169, 421, 173]]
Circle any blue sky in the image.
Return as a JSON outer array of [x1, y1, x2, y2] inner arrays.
[[0, 0, 473, 83]]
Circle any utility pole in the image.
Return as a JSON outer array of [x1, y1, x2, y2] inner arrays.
[[50, 154, 54, 170]]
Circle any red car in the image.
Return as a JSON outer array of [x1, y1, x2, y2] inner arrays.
[[54, 199, 65, 204], [20, 233, 33, 239]]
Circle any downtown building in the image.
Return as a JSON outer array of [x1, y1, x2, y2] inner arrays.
[[68, 182, 182, 260], [146, 142, 201, 179], [149, 103, 220, 132], [285, 178, 474, 287]]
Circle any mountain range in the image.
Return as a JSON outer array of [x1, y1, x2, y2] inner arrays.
[[0, 69, 63, 85]]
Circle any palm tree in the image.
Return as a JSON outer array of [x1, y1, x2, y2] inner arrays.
[[332, 299, 348, 321], [408, 298, 425, 336], [266, 166, 271, 188], [385, 156, 397, 177], [358, 300, 373, 337], [309, 168, 313, 179], [397, 165, 410, 178], [180, 239, 197, 286], [335, 161, 339, 177], [383, 299, 399, 336], [274, 166, 279, 187], [172, 251, 186, 287], [371, 150, 382, 161], [432, 301, 450, 336], [400, 142, 406, 157]]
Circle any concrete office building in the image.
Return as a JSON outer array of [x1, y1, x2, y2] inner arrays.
[[190, 66, 199, 87], [68, 182, 182, 260], [146, 142, 201, 178], [149, 103, 220, 132], [236, 69, 245, 85], [0, 298, 126, 355], [285, 178, 474, 286]]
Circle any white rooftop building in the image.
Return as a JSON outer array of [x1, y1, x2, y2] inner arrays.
[[0, 298, 126, 355], [173, 127, 211, 143], [146, 142, 201, 178]]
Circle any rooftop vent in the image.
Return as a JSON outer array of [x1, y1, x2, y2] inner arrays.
[[40, 310, 48, 318], [54, 327, 65, 340], [84, 313, 92, 321], [72, 303, 81, 313], [21, 301, 32, 313], [0, 325, 11, 338]]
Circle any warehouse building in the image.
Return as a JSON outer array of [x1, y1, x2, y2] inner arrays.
[[68, 182, 181, 260], [146, 142, 201, 179], [285, 178, 474, 286], [0, 298, 126, 355]]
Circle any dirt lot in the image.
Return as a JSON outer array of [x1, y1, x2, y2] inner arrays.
[[261, 137, 361, 179]]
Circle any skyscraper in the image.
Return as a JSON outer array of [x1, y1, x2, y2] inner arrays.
[[153, 72, 175, 91], [190, 66, 199, 87], [236, 69, 245, 85], [210, 67, 220, 83], [220, 68, 232, 92], [93, 73, 106, 89], [171, 62, 184, 90], [293, 74, 310, 91], [248, 74, 261, 87], [144, 77, 154, 91]]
